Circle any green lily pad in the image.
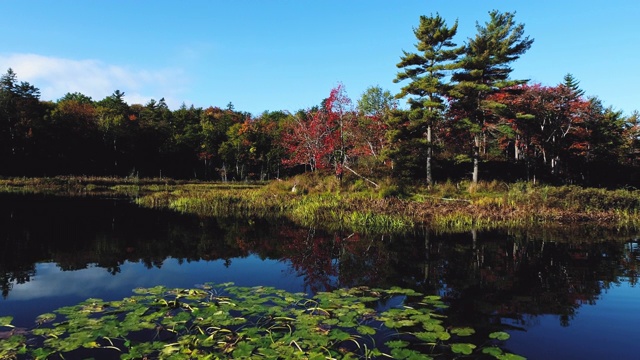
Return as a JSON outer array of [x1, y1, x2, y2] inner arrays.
[[414, 331, 439, 342], [232, 342, 255, 358], [0, 283, 525, 360], [385, 340, 409, 349], [451, 343, 477, 355], [357, 325, 376, 335], [482, 346, 504, 357], [497, 353, 527, 360], [0, 316, 13, 327], [392, 347, 434, 359], [451, 327, 475, 336], [35, 313, 56, 325], [489, 331, 511, 341]]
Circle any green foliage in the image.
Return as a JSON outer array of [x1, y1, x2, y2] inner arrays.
[[0, 316, 13, 327], [357, 85, 397, 116], [450, 10, 534, 183], [563, 73, 585, 99], [451, 343, 476, 355], [0, 283, 520, 359], [489, 331, 511, 341], [392, 14, 462, 185], [378, 183, 403, 198]]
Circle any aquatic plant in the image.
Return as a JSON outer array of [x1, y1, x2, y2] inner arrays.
[[0, 283, 520, 359]]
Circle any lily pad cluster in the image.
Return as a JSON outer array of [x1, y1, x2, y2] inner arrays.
[[0, 283, 522, 359]]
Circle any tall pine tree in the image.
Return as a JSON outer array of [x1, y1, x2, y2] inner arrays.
[[392, 14, 462, 185], [451, 10, 534, 183]]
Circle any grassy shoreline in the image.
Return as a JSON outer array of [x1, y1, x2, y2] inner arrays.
[[2, 175, 640, 233]]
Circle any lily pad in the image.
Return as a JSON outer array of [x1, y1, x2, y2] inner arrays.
[[0, 283, 524, 360], [356, 325, 376, 335], [489, 331, 511, 341], [497, 353, 527, 360], [35, 313, 56, 325], [451, 343, 477, 355], [451, 327, 476, 336], [0, 316, 13, 327]]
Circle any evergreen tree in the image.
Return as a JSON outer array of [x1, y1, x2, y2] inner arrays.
[[585, 98, 625, 164], [451, 10, 534, 183], [0, 68, 42, 174], [392, 14, 462, 185], [623, 111, 640, 166], [562, 73, 585, 99], [96, 90, 131, 174]]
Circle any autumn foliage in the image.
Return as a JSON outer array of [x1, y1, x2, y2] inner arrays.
[[281, 84, 387, 177], [0, 62, 638, 186]]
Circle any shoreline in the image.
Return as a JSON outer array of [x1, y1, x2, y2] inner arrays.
[[2, 176, 640, 234]]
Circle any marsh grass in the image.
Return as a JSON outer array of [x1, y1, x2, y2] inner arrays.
[[0, 176, 264, 199], [3, 176, 640, 233]]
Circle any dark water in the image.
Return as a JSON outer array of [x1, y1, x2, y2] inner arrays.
[[1, 194, 639, 359]]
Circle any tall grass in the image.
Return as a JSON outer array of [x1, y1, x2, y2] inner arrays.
[[3, 176, 640, 233]]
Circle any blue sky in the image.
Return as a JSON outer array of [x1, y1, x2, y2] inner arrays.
[[1, 1, 638, 116]]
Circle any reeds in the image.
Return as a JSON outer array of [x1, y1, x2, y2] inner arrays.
[[4, 176, 640, 233]]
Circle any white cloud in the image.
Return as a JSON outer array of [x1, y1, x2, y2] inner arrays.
[[0, 53, 187, 108]]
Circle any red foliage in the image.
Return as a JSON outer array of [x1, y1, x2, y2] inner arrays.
[[281, 108, 335, 171], [281, 84, 354, 173], [486, 84, 592, 167], [281, 84, 387, 173], [277, 227, 340, 293]]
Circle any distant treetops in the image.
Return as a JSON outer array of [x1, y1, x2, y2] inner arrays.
[[0, 10, 638, 186]]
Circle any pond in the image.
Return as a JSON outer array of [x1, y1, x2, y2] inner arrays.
[[1, 194, 639, 359]]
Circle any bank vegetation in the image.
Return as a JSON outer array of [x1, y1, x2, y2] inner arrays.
[[2, 174, 640, 234]]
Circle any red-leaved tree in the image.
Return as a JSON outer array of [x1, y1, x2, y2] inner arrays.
[[282, 84, 388, 187], [281, 84, 356, 177], [486, 84, 592, 176]]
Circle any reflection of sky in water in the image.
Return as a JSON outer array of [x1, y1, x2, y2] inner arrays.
[[505, 280, 640, 360], [0, 256, 304, 327]]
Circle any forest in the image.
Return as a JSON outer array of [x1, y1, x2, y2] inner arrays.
[[1, 11, 639, 187]]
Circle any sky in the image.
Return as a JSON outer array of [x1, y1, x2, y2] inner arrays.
[[0, 1, 638, 116]]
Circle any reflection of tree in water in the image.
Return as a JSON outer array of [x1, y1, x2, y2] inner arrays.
[[2, 194, 639, 335], [0, 195, 273, 298], [620, 240, 640, 286], [337, 233, 395, 287], [278, 227, 339, 293], [0, 201, 39, 298], [0, 265, 35, 299], [271, 227, 406, 293], [422, 229, 637, 330]]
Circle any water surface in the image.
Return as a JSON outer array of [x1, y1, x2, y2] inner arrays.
[[1, 194, 639, 359]]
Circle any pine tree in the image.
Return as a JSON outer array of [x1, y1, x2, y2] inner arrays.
[[393, 13, 462, 185], [0, 68, 41, 162], [451, 10, 534, 183], [562, 73, 585, 99]]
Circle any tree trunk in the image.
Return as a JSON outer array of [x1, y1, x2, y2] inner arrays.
[[472, 135, 480, 184], [426, 125, 433, 186]]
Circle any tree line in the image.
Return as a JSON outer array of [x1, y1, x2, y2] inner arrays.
[[1, 10, 639, 186]]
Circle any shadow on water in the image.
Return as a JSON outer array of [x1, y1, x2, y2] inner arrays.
[[1, 193, 639, 358]]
